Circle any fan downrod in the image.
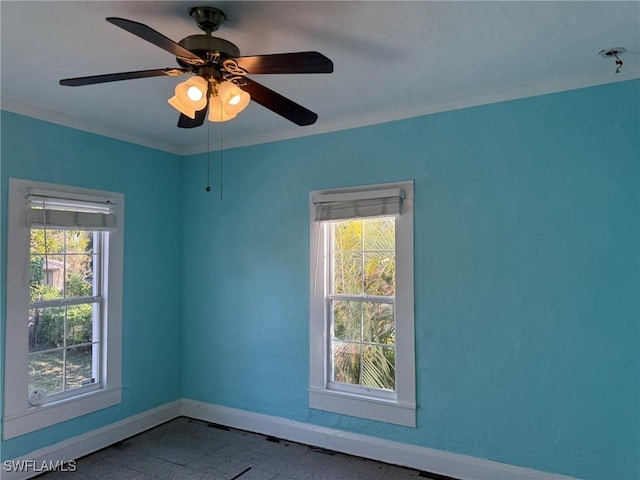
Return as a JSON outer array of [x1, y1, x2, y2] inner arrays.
[[189, 6, 226, 34]]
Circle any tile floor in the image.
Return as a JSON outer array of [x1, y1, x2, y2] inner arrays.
[[36, 417, 448, 480]]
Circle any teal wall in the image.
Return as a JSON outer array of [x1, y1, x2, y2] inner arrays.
[[0, 112, 184, 459], [180, 80, 639, 480], [1, 80, 638, 479]]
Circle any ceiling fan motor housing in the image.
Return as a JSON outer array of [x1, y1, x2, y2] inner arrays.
[[176, 7, 239, 69], [177, 35, 241, 68]]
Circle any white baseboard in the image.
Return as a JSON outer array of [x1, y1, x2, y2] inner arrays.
[[180, 399, 579, 480], [2, 400, 181, 480], [2, 398, 578, 480]]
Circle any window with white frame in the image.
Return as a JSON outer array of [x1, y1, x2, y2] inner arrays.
[[3, 179, 124, 440], [309, 181, 415, 427]]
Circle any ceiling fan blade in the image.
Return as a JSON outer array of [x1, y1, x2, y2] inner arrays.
[[60, 68, 189, 86], [106, 17, 205, 66], [178, 107, 208, 128], [233, 52, 333, 74], [238, 77, 318, 126]]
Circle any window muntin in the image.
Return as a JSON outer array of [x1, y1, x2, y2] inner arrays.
[[28, 228, 103, 402], [328, 218, 396, 393]]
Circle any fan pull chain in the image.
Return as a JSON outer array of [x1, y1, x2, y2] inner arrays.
[[219, 117, 224, 200], [205, 113, 211, 192]]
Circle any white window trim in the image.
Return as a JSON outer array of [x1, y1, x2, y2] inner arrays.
[[309, 181, 415, 427], [3, 178, 124, 440]]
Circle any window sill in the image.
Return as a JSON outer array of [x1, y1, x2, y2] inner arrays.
[[2, 386, 121, 440], [309, 387, 415, 427]]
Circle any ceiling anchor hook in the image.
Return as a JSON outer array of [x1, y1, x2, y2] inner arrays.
[[599, 48, 625, 74]]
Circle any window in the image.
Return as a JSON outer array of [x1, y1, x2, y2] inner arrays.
[[309, 181, 415, 427], [3, 179, 123, 439]]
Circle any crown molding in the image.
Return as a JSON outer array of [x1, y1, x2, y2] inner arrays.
[[3, 71, 638, 157]]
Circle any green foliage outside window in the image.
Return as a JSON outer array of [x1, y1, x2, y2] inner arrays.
[[331, 218, 396, 391], [28, 229, 95, 351]]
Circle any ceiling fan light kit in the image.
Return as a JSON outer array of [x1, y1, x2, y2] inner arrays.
[[59, 6, 333, 128]]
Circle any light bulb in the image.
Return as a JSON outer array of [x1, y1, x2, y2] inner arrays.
[[228, 94, 241, 106], [187, 86, 203, 101]]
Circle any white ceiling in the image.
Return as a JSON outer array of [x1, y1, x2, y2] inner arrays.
[[1, 1, 638, 155]]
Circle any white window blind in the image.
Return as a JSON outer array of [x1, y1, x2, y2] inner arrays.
[[27, 194, 117, 231], [313, 188, 404, 222]]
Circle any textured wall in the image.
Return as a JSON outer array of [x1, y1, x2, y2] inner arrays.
[[180, 80, 639, 479], [0, 112, 184, 459], [1, 80, 638, 478]]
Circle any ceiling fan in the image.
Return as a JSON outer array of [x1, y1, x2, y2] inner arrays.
[[59, 6, 334, 128]]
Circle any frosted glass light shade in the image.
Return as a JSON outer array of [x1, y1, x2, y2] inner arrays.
[[217, 81, 250, 116], [208, 95, 237, 122], [167, 95, 196, 118], [167, 76, 208, 118]]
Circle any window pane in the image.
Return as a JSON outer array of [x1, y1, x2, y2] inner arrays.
[[66, 304, 96, 346], [29, 254, 64, 301], [333, 220, 362, 252], [29, 255, 46, 286], [64, 254, 94, 298], [29, 255, 64, 302], [327, 215, 398, 394], [29, 307, 64, 352], [28, 349, 64, 395], [363, 302, 395, 344], [65, 345, 96, 390], [361, 345, 395, 390], [363, 218, 395, 251], [331, 341, 360, 386], [64, 230, 93, 254], [30, 228, 64, 255], [30, 255, 64, 302], [332, 300, 362, 341], [363, 251, 395, 296], [333, 252, 362, 294]]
